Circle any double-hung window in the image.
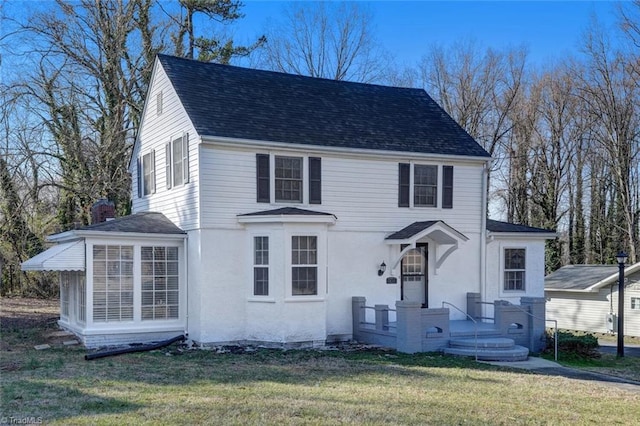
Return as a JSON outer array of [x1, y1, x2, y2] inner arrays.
[[275, 156, 303, 202], [166, 133, 189, 189], [631, 297, 640, 311], [399, 163, 453, 208], [256, 154, 322, 204], [138, 151, 156, 197], [414, 165, 438, 207], [292, 236, 317, 296], [253, 236, 269, 296], [504, 248, 526, 291]]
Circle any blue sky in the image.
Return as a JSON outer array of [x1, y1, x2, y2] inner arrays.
[[235, 1, 620, 66]]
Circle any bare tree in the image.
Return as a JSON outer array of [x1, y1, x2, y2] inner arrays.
[[575, 22, 640, 262], [13, 0, 165, 228], [259, 1, 388, 83]]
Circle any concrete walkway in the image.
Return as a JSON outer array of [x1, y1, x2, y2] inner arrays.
[[482, 356, 640, 392]]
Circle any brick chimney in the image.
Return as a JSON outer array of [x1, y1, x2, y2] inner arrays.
[[91, 199, 116, 224]]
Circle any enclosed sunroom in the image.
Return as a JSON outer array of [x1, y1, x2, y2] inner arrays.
[[21, 212, 187, 348]]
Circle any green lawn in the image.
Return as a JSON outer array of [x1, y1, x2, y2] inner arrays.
[[1, 300, 639, 425]]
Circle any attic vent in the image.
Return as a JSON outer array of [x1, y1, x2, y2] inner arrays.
[[157, 91, 163, 116]]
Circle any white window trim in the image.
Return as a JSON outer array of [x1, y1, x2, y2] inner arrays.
[[284, 231, 326, 301], [407, 162, 442, 209], [166, 132, 189, 190], [141, 150, 156, 197], [252, 235, 271, 298], [270, 153, 308, 205], [247, 231, 275, 302], [501, 246, 527, 293], [84, 239, 186, 330], [631, 297, 640, 310]]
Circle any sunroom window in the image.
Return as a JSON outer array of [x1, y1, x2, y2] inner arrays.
[[141, 246, 179, 320], [93, 245, 134, 322]]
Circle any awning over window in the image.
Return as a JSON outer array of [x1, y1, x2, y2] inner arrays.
[[21, 240, 85, 272]]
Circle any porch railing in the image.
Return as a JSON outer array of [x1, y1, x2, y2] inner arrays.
[[353, 295, 548, 355]]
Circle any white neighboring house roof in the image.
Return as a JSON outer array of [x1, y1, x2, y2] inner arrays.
[[545, 262, 640, 293], [21, 240, 85, 272]]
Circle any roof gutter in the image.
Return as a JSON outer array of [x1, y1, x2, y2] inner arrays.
[[48, 230, 187, 243]]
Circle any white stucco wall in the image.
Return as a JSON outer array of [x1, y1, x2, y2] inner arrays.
[[484, 237, 548, 318]]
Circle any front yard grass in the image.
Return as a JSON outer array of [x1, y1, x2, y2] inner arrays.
[[1, 299, 639, 425]]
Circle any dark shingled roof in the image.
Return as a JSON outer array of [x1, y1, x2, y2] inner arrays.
[[158, 54, 490, 158], [486, 219, 555, 234], [545, 265, 618, 291], [385, 221, 440, 240], [79, 212, 185, 234], [238, 207, 335, 217]]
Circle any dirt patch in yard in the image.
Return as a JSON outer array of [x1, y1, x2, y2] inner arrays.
[[0, 297, 59, 329], [0, 297, 59, 351]]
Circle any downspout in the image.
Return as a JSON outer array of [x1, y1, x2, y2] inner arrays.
[[480, 161, 489, 318], [184, 235, 189, 342]]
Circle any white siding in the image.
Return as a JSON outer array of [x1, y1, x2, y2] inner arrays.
[[199, 143, 485, 234], [546, 274, 640, 337], [131, 60, 200, 230]]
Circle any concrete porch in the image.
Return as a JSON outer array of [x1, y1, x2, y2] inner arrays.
[[352, 294, 547, 359]]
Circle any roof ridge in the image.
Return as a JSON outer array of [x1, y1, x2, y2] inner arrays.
[[157, 53, 425, 92]]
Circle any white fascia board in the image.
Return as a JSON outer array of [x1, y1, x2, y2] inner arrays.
[[586, 261, 640, 291], [77, 231, 187, 241], [201, 135, 493, 165], [49, 230, 186, 242], [238, 215, 336, 225], [545, 288, 599, 293]]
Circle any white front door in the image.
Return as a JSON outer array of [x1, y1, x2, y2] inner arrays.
[[401, 245, 428, 307]]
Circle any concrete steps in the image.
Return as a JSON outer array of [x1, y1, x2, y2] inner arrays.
[[443, 337, 529, 361]]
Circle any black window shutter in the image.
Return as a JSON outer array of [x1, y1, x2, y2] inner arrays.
[[256, 154, 270, 203], [309, 157, 321, 204], [398, 163, 410, 207], [442, 165, 453, 209]]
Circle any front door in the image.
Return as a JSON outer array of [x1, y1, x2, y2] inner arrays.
[[401, 244, 428, 307]]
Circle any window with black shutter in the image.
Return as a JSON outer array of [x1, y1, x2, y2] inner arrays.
[[442, 166, 454, 209], [309, 157, 322, 204], [398, 163, 410, 207], [256, 154, 270, 203]]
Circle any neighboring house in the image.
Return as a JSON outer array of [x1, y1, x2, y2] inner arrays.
[[22, 55, 556, 350], [545, 263, 640, 338]]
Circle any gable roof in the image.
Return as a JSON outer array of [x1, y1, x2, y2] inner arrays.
[[545, 262, 640, 292], [157, 54, 490, 158]]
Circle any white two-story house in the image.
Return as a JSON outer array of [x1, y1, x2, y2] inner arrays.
[[22, 55, 555, 349]]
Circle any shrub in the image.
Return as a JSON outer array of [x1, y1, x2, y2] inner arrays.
[[545, 330, 600, 360]]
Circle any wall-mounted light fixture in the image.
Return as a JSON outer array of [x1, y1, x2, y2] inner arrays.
[[378, 261, 386, 276]]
